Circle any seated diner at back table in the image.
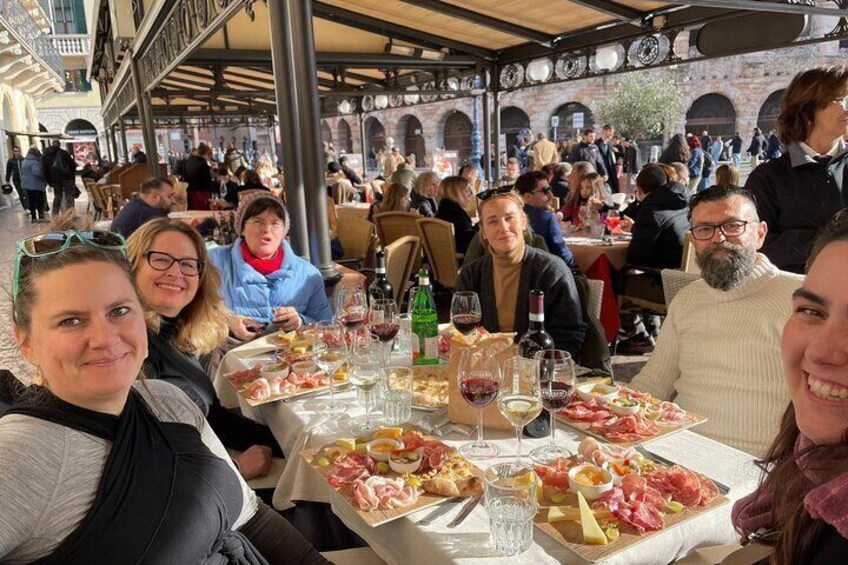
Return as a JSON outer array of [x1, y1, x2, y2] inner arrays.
[[207, 193, 333, 341]]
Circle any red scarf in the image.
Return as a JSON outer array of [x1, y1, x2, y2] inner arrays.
[[240, 239, 283, 276], [732, 434, 848, 539]]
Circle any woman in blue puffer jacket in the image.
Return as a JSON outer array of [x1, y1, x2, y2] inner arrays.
[[20, 147, 47, 222], [208, 193, 333, 339]]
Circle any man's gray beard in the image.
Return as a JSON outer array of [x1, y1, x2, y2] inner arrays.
[[696, 242, 757, 291]]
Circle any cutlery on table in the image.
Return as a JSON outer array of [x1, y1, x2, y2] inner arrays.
[[446, 495, 483, 528], [633, 444, 731, 495], [416, 498, 462, 526]]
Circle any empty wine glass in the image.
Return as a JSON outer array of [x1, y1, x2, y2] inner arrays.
[[347, 334, 384, 434], [369, 298, 399, 368], [499, 356, 543, 463], [457, 348, 501, 459], [530, 350, 576, 465], [450, 291, 482, 336], [312, 322, 348, 416]]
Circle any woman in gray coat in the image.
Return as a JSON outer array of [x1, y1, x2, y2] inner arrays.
[[20, 147, 47, 223]]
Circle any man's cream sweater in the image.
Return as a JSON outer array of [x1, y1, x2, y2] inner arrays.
[[630, 255, 804, 456]]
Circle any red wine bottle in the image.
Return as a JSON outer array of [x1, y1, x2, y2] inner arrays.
[[518, 290, 554, 439], [517, 290, 555, 360], [368, 249, 394, 305]]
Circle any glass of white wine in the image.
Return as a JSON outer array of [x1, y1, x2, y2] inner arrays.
[[347, 334, 384, 434], [498, 356, 543, 463], [312, 322, 347, 416]]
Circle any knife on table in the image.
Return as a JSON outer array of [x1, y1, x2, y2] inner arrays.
[[446, 495, 483, 528], [416, 498, 462, 526]]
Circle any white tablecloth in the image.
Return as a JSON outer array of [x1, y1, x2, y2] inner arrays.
[[213, 337, 760, 565]]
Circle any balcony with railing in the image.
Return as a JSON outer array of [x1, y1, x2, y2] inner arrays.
[[0, 0, 63, 82], [50, 34, 91, 57]]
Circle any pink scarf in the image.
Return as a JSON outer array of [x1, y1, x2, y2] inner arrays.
[[732, 434, 848, 539]]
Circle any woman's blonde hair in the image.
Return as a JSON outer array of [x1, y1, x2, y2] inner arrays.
[[477, 191, 528, 244], [438, 175, 470, 204], [413, 171, 439, 198], [126, 219, 229, 355]]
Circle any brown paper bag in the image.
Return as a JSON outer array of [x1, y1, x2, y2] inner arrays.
[[447, 332, 517, 430]]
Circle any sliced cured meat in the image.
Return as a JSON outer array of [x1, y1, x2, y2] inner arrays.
[[225, 365, 262, 387], [327, 452, 376, 488], [247, 378, 271, 401], [562, 398, 613, 423], [594, 414, 659, 442], [534, 457, 574, 491], [268, 376, 295, 396], [420, 443, 453, 473], [287, 371, 307, 386], [305, 371, 328, 388], [352, 476, 419, 511], [595, 484, 665, 533], [644, 465, 718, 507], [617, 386, 653, 403]]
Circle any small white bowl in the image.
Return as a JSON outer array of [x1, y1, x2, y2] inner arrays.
[[366, 439, 403, 462], [567, 464, 614, 501], [260, 362, 290, 380], [388, 449, 423, 474], [577, 383, 620, 405], [290, 360, 317, 376], [602, 459, 641, 485], [609, 397, 641, 416]]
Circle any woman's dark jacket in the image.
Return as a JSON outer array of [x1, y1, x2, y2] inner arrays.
[[410, 192, 437, 217], [744, 142, 848, 273], [435, 197, 477, 255], [456, 246, 587, 358], [627, 181, 689, 269], [184, 154, 214, 194]]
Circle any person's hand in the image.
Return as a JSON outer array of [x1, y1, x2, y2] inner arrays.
[[273, 306, 302, 332], [234, 445, 273, 480], [619, 216, 634, 233], [228, 315, 262, 341]]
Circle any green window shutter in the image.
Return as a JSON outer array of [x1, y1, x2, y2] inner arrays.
[[71, 0, 87, 34]]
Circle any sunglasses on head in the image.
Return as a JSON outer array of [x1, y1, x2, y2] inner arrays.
[[476, 185, 515, 201], [13, 230, 126, 300]]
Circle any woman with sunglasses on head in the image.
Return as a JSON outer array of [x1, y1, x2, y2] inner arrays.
[[456, 190, 587, 359], [126, 218, 281, 481], [745, 66, 848, 274], [208, 193, 333, 341], [732, 213, 848, 563], [0, 231, 328, 564]]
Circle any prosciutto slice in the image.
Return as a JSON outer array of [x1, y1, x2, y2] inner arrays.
[[327, 453, 377, 488], [644, 465, 719, 507], [592, 414, 659, 442], [246, 378, 271, 401], [352, 476, 419, 511]]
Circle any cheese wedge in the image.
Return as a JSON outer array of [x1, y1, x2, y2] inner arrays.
[[372, 427, 404, 440], [577, 492, 608, 545], [334, 438, 356, 451], [547, 506, 612, 523]]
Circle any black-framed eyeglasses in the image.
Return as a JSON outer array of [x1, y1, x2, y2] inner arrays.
[[145, 251, 203, 276], [476, 185, 514, 201], [532, 186, 552, 195], [833, 96, 848, 111], [689, 220, 751, 241]]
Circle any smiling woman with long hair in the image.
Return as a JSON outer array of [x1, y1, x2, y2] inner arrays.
[[732, 212, 848, 563]]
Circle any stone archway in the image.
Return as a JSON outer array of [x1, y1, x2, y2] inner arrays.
[[399, 114, 426, 165], [364, 116, 386, 158], [443, 110, 472, 163], [320, 120, 333, 146], [686, 93, 737, 138], [336, 118, 353, 153], [551, 102, 594, 141], [757, 90, 785, 136], [500, 106, 530, 150]]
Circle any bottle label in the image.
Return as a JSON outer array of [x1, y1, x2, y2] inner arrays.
[[376, 267, 386, 274], [423, 336, 438, 359], [419, 277, 430, 286], [529, 313, 544, 323]]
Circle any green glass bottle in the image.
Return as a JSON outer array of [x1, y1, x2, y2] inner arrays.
[[411, 268, 439, 365]]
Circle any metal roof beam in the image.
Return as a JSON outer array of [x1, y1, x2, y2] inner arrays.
[[190, 49, 478, 69], [567, 0, 643, 22], [395, 0, 555, 45], [312, 1, 495, 60], [660, 0, 848, 17]]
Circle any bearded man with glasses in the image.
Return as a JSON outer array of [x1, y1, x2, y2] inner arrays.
[[630, 185, 806, 457]]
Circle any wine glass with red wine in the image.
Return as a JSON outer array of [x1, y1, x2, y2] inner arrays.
[[530, 349, 576, 465], [457, 348, 501, 459], [335, 286, 368, 362], [450, 291, 482, 336], [369, 298, 399, 368]]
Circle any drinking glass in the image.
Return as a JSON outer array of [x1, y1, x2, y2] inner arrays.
[[335, 286, 368, 361], [498, 356, 543, 462], [347, 334, 384, 433], [530, 350, 576, 464], [605, 209, 621, 233], [484, 462, 538, 556], [383, 366, 413, 426], [312, 322, 348, 416], [450, 291, 482, 336], [369, 298, 399, 368], [457, 348, 501, 459]]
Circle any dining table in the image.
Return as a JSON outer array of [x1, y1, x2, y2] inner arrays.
[[212, 336, 760, 565]]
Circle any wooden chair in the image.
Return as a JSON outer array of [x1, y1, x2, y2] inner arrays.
[[383, 235, 421, 306], [374, 211, 421, 246], [416, 217, 461, 289], [661, 269, 701, 305], [327, 196, 339, 232], [336, 212, 375, 269], [86, 182, 107, 222], [101, 184, 125, 218]]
